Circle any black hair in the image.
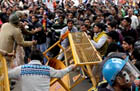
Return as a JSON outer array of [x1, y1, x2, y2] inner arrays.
[[32, 14, 38, 19], [103, 12, 111, 18], [93, 15, 97, 22], [107, 31, 119, 42], [84, 18, 91, 23], [30, 49, 43, 62], [123, 36, 135, 47], [113, 5, 118, 14], [105, 42, 119, 57], [24, 5, 29, 9], [29, 10, 33, 14], [108, 21, 117, 28], [81, 24, 88, 28], [67, 19, 74, 24], [86, 3, 91, 8], [59, 14, 65, 19], [122, 17, 132, 24], [94, 23, 106, 31]]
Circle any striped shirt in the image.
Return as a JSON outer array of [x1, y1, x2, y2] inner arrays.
[[8, 60, 73, 91]]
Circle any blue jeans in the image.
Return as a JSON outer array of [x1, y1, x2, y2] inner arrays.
[[46, 37, 51, 49], [36, 43, 47, 64]]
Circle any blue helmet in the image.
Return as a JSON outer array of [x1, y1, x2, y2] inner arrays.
[[102, 58, 126, 86]]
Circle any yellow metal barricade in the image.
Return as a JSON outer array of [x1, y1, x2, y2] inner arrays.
[[68, 32, 102, 87], [43, 32, 102, 90], [48, 58, 70, 91], [0, 54, 10, 91], [68, 32, 102, 65], [43, 33, 71, 91]]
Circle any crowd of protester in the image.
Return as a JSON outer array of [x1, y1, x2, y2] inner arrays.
[[1, 0, 140, 91]]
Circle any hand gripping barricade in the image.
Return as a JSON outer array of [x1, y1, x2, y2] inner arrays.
[[0, 54, 10, 91], [43, 32, 102, 91]]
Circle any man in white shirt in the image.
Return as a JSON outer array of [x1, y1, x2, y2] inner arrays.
[[8, 49, 76, 91], [57, 19, 78, 60], [126, 8, 139, 29]]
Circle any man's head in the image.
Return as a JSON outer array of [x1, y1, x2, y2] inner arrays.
[[67, 19, 74, 30], [32, 15, 38, 23], [128, 9, 133, 17], [39, 7, 44, 14], [59, 14, 65, 23], [9, 11, 25, 25], [86, 8, 92, 15], [43, 12, 48, 19], [107, 22, 117, 32], [93, 23, 104, 33], [84, 18, 91, 27], [80, 24, 88, 32], [1, 7, 7, 13], [9, 13, 20, 25], [29, 49, 44, 63], [102, 57, 137, 90], [121, 17, 131, 27], [110, 6, 118, 15], [67, 12, 73, 19], [122, 36, 135, 52], [107, 31, 119, 44]]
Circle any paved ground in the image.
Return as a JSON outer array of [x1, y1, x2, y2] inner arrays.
[[71, 78, 92, 91], [70, 71, 92, 91]]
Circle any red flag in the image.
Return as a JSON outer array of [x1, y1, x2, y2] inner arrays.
[[61, 30, 70, 40]]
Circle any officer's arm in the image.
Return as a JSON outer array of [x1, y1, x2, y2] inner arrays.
[[13, 28, 35, 47], [0, 49, 7, 56]]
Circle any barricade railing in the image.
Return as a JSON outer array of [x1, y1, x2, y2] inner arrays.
[[0, 54, 10, 91], [43, 32, 102, 90]]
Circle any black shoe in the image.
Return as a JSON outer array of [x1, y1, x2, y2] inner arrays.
[[11, 80, 16, 86], [10, 86, 14, 90]]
